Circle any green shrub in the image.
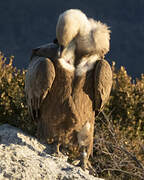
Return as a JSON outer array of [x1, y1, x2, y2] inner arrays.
[[105, 62, 144, 138], [0, 52, 36, 134]]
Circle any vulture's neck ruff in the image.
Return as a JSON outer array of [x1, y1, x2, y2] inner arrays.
[[58, 53, 99, 76], [58, 39, 100, 75], [75, 54, 99, 76]]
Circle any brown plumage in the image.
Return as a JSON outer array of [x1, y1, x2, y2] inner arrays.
[[25, 9, 112, 171], [94, 59, 112, 115]]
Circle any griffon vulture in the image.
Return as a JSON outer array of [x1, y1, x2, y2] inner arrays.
[[25, 9, 112, 170]]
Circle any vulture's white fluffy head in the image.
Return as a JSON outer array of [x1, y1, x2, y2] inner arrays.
[[56, 9, 90, 48], [56, 9, 111, 59]]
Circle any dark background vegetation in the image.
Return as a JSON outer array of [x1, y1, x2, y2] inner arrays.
[[0, 0, 144, 78]]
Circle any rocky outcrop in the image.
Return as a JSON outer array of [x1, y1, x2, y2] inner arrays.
[[0, 124, 103, 180]]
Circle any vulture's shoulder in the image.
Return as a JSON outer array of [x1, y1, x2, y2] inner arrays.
[[94, 59, 112, 113], [25, 57, 55, 120]]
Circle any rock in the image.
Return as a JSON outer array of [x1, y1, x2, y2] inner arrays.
[[0, 124, 103, 180]]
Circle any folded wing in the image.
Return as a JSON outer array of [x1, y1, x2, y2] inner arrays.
[[25, 43, 57, 120], [94, 59, 112, 114]]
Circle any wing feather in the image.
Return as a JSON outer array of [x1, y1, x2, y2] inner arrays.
[[25, 57, 55, 120], [94, 59, 112, 114]]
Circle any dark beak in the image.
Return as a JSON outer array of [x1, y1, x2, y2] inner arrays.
[[58, 45, 64, 57]]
